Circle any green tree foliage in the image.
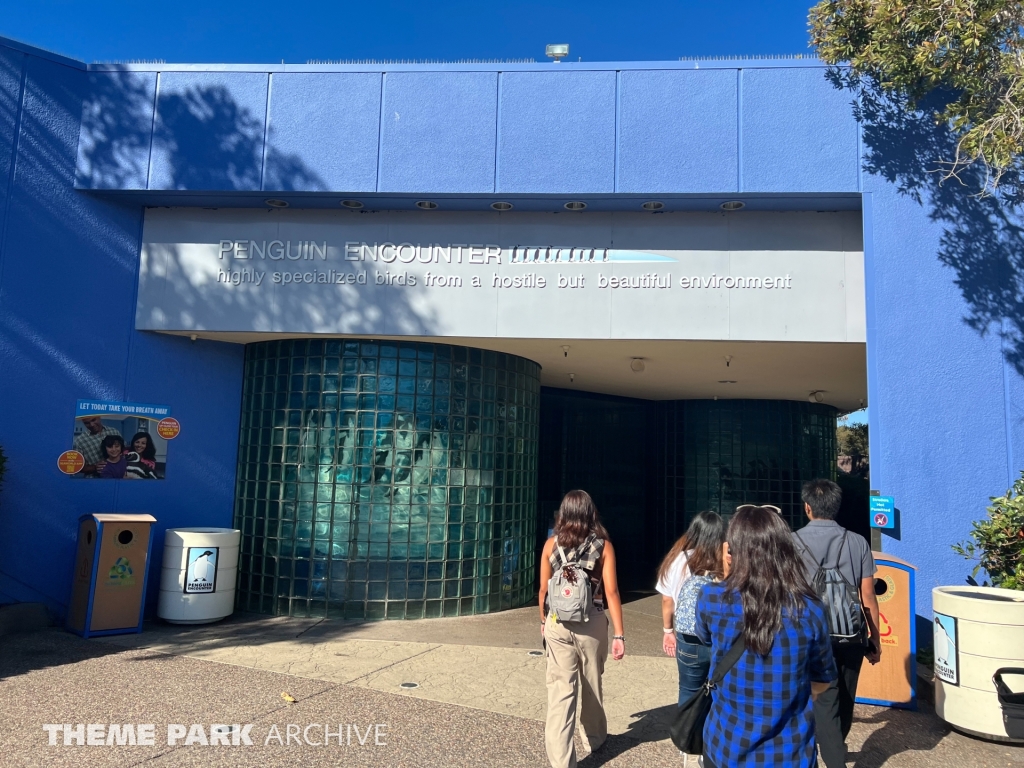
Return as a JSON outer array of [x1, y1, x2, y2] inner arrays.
[[953, 471, 1024, 590], [810, 0, 1024, 189], [837, 422, 869, 457]]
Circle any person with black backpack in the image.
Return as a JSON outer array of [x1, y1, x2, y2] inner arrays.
[[794, 479, 882, 768]]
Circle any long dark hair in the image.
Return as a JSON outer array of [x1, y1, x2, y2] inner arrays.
[[725, 506, 816, 656], [554, 490, 609, 549], [129, 432, 156, 461], [657, 511, 726, 583], [100, 434, 125, 458]]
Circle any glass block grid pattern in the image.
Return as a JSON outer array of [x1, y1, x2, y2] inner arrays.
[[234, 339, 541, 620], [652, 399, 838, 539]]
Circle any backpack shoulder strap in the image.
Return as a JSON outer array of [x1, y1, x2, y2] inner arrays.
[[833, 529, 850, 570], [555, 542, 575, 565], [795, 531, 823, 566], [709, 636, 747, 686]]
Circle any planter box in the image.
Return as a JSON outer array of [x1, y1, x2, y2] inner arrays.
[[933, 586, 1024, 742]]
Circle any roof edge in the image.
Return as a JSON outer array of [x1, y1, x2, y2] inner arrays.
[[0, 34, 85, 70], [87, 57, 828, 74]]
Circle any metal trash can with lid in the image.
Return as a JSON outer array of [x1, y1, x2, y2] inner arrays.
[[158, 528, 240, 624], [67, 513, 157, 638]]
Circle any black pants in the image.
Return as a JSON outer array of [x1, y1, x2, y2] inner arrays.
[[815, 643, 866, 768]]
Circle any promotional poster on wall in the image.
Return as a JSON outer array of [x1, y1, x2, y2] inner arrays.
[[60, 400, 180, 480]]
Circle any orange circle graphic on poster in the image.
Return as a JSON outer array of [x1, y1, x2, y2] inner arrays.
[[58, 450, 85, 474], [157, 417, 181, 439]]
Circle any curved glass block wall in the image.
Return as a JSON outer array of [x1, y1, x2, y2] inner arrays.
[[234, 339, 541, 620]]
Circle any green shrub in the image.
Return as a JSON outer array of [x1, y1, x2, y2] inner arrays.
[[953, 471, 1024, 590]]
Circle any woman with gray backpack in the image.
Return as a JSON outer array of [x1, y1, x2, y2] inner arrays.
[[538, 490, 625, 768]]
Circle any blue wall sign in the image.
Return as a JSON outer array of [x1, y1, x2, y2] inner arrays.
[[870, 496, 896, 529]]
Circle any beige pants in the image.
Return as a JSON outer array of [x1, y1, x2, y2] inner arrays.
[[544, 610, 609, 768]]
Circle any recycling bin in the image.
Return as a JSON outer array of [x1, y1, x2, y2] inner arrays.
[[158, 528, 240, 624], [856, 553, 917, 709], [67, 513, 157, 638]]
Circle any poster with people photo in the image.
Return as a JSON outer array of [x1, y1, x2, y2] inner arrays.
[[63, 400, 179, 480]]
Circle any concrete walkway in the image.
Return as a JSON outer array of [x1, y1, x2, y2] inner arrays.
[[1, 595, 1023, 766]]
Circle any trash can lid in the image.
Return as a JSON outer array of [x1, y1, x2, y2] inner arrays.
[[166, 527, 240, 534], [84, 513, 157, 523]]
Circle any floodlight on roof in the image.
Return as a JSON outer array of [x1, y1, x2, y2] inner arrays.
[[546, 44, 569, 62]]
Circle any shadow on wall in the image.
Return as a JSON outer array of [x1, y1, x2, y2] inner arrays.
[[78, 69, 438, 336], [845, 75, 1024, 374], [77, 68, 328, 191]]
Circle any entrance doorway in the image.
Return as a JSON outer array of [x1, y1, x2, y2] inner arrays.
[[537, 389, 839, 592]]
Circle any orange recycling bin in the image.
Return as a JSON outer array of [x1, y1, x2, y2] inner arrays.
[[856, 553, 918, 709], [67, 513, 157, 638]]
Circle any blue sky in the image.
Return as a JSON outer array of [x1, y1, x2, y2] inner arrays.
[[0, 0, 816, 64]]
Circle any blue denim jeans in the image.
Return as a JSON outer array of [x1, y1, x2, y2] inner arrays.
[[676, 633, 712, 707]]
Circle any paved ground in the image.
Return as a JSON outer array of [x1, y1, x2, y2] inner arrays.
[[1, 595, 1022, 766]]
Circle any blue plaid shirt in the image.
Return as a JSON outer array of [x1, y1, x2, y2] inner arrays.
[[695, 584, 837, 767]]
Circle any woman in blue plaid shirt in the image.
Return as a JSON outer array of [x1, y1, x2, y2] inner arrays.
[[695, 505, 838, 768]]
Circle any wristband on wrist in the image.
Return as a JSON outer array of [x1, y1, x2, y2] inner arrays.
[[613, 635, 625, 641], [663, 627, 674, 634]]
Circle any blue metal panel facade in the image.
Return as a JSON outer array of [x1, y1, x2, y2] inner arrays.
[[740, 67, 860, 193], [265, 72, 381, 192], [379, 72, 498, 193], [150, 71, 269, 191], [497, 71, 617, 194], [0, 39, 1019, 622], [617, 69, 738, 194]]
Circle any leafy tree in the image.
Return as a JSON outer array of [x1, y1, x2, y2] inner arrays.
[[837, 422, 869, 457], [810, 0, 1024, 190], [953, 471, 1024, 590]]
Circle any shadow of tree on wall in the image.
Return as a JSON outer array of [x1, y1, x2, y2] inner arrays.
[[77, 68, 329, 192], [846, 77, 1024, 374]]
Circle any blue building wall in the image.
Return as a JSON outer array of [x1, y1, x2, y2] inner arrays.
[[0, 41, 244, 612], [0, 38, 1020, 622]]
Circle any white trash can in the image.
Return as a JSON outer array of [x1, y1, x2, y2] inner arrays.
[[158, 528, 240, 624]]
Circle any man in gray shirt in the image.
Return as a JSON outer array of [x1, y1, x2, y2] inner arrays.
[[795, 479, 881, 768]]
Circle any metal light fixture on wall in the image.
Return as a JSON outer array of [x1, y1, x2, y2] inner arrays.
[[720, 200, 745, 211], [491, 201, 513, 211], [415, 200, 438, 210], [340, 199, 364, 209], [564, 201, 587, 211], [630, 358, 645, 373], [642, 201, 664, 211], [808, 390, 825, 403]]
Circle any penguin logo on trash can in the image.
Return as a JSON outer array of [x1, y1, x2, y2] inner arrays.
[[184, 547, 218, 594]]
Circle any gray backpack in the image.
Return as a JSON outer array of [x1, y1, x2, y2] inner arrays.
[[548, 543, 593, 623]]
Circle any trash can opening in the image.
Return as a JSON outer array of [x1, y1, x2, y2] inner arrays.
[[117, 530, 134, 545], [874, 577, 889, 597]]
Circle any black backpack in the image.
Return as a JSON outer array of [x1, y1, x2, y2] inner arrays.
[[798, 529, 866, 644]]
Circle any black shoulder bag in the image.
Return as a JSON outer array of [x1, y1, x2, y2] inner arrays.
[[669, 636, 746, 755]]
